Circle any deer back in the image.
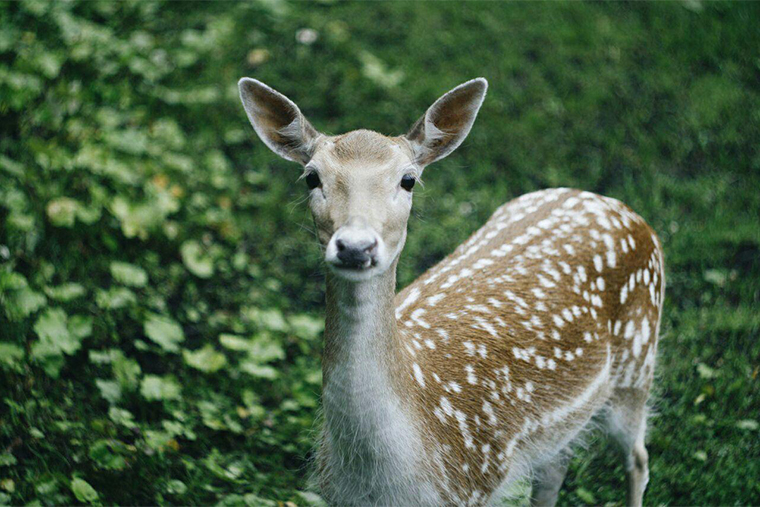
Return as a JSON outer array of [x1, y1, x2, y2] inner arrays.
[[393, 187, 664, 501]]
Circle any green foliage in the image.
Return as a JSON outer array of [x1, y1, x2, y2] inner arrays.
[[1, 1, 758, 505], [183, 345, 227, 373], [70, 477, 99, 504], [140, 375, 182, 401], [144, 314, 185, 353], [110, 262, 148, 288]]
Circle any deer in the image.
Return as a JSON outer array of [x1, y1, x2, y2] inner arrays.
[[238, 76, 665, 507]]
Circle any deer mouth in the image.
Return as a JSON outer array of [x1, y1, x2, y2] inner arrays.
[[327, 256, 381, 282], [329, 256, 377, 271]]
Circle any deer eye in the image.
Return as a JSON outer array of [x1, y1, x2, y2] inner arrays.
[[305, 171, 321, 190], [400, 174, 416, 191]]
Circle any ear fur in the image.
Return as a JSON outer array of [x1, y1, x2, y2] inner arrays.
[[238, 78, 321, 164], [404, 78, 488, 167]]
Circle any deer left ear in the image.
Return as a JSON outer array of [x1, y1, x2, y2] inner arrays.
[[238, 78, 322, 165], [404, 78, 488, 167]]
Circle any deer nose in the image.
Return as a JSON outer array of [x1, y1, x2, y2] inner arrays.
[[335, 237, 378, 269]]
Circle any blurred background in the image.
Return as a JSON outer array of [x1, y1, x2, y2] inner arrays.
[[1, 1, 759, 505]]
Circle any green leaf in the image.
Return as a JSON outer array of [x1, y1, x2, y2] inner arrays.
[[110, 261, 148, 287], [70, 477, 98, 504], [45, 283, 86, 302], [296, 491, 328, 507], [703, 269, 728, 287], [183, 345, 227, 373], [104, 128, 148, 155], [144, 314, 184, 352], [0, 452, 17, 467], [165, 480, 187, 496], [32, 51, 64, 79], [68, 315, 93, 340], [249, 334, 285, 363], [180, 240, 214, 278], [34, 479, 58, 496], [31, 309, 93, 373], [0, 478, 14, 494], [89, 349, 117, 365], [359, 50, 404, 89], [239, 362, 278, 379], [143, 430, 173, 451], [95, 379, 122, 404], [289, 314, 324, 340], [112, 353, 141, 390], [0, 343, 25, 372], [245, 308, 288, 333], [95, 287, 137, 310], [1, 272, 47, 321], [109, 192, 178, 240], [219, 334, 250, 351], [0, 155, 24, 177], [8, 287, 47, 319], [46, 197, 80, 227], [736, 419, 759, 431], [242, 494, 277, 507], [33, 308, 79, 356], [575, 487, 596, 504], [220, 333, 284, 367], [108, 407, 137, 429], [0, 271, 31, 292], [140, 375, 181, 401], [89, 440, 126, 470], [696, 363, 719, 379]]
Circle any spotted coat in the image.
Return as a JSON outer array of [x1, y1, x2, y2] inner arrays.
[[392, 187, 664, 504]]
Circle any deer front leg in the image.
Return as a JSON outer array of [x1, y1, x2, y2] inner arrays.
[[530, 449, 572, 507]]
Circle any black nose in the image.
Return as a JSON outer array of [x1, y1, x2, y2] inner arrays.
[[336, 238, 378, 268]]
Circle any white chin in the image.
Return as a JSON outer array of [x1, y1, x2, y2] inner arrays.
[[327, 264, 382, 282]]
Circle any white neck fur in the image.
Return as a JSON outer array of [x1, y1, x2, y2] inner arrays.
[[318, 268, 441, 506]]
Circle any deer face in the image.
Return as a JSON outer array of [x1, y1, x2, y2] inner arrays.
[[239, 78, 487, 282], [301, 131, 415, 281]]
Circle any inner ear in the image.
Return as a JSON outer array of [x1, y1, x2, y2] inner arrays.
[[239, 78, 321, 164], [404, 78, 487, 167]]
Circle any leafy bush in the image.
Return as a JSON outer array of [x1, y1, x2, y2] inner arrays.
[[1, 1, 759, 505]]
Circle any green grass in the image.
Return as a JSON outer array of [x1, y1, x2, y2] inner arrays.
[[1, 1, 759, 505]]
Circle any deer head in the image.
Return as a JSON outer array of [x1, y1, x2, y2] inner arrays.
[[238, 78, 488, 282]]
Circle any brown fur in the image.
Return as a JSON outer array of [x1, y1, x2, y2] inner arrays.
[[331, 130, 397, 162], [390, 188, 664, 502]]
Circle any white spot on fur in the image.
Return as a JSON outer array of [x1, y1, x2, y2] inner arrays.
[[482, 401, 497, 425], [395, 287, 420, 319], [606, 250, 617, 268], [593, 254, 603, 272], [426, 293, 445, 307], [465, 365, 477, 385], [410, 308, 430, 329], [413, 363, 425, 387]]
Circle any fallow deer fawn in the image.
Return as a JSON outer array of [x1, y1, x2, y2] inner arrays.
[[239, 77, 664, 507]]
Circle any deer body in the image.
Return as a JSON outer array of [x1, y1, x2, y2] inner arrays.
[[239, 78, 664, 506]]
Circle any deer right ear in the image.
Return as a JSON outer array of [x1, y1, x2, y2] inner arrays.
[[404, 78, 488, 167], [238, 78, 321, 164]]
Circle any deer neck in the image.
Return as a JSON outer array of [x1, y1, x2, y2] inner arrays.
[[320, 261, 432, 501], [322, 259, 405, 397]]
